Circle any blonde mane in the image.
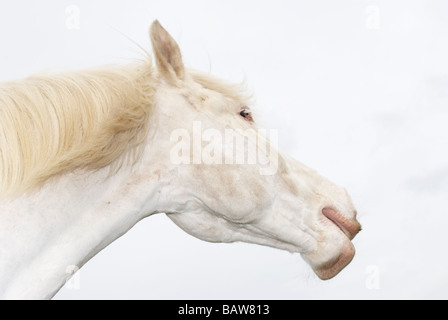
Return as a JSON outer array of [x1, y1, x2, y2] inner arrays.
[[0, 62, 155, 197]]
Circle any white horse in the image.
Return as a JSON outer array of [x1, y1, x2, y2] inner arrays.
[[0, 21, 361, 299]]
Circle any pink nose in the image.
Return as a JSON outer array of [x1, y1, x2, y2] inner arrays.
[[322, 207, 361, 240]]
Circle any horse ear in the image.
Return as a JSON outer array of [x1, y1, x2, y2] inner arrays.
[[150, 20, 185, 82]]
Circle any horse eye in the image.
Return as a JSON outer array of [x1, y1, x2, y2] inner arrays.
[[239, 108, 254, 122]]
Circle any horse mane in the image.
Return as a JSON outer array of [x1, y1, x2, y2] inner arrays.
[[0, 61, 155, 197]]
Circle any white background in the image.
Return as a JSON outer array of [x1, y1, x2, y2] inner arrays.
[[1, 0, 448, 299]]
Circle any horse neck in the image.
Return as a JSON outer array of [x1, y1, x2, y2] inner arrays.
[[0, 159, 163, 300]]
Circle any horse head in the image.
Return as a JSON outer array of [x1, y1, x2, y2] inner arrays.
[[149, 21, 361, 280]]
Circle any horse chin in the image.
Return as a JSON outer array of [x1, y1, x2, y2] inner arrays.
[[311, 239, 356, 280]]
